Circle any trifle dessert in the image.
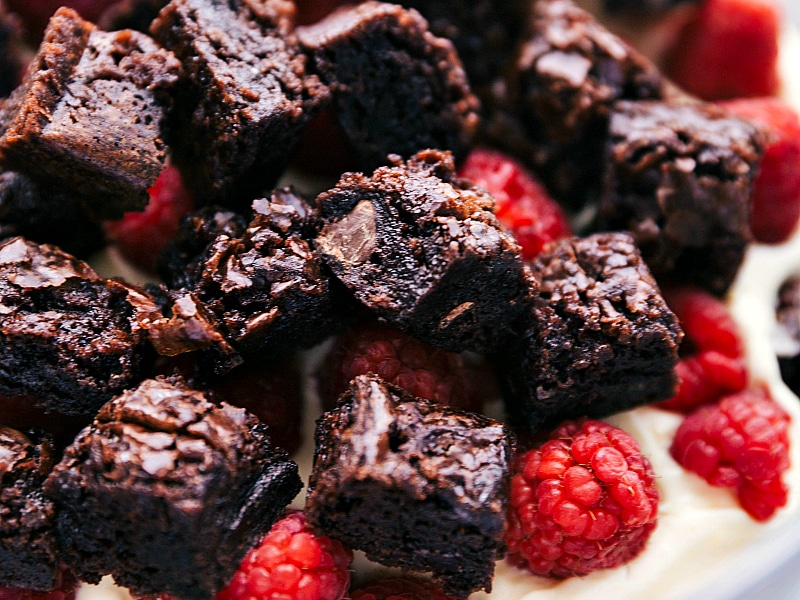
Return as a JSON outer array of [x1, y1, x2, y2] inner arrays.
[[0, 0, 799, 599]]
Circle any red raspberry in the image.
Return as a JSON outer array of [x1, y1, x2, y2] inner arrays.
[[506, 420, 659, 579], [657, 287, 747, 413], [670, 389, 791, 521], [216, 510, 353, 600], [719, 97, 800, 244], [350, 576, 458, 600], [104, 164, 194, 274], [318, 322, 489, 413], [661, 0, 781, 100], [457, 148, 572, 260], [0, 566, 78, 600]]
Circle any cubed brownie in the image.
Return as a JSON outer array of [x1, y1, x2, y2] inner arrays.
[[0, 170, 105, 258], [0, 8, 181, 219], [499, 232, 683, 432], [597, 100, 763, 296], [44, 377, 302, 599], [157, 188, 340, 363], [297, 2, 479, 172], [0, 427, 60, 591], [307, 374, 513, 597], [0, 237, 160, 416], [0, 4, 23, 98], [481, 0, 664, 209], [315, 148, 535, 354], [775, 275, 800, 396], [151, 0, 329, 207]]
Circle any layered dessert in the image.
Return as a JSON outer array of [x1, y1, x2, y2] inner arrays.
[[0, 0, 799, 599]]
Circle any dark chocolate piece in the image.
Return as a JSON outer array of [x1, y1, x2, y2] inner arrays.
[[315, 149, 535, 354], [44, 377, 302, 599], [0, 170, 105, 258], [0, 237, 160, 416], [151, 0, 329, 207], [500, 232, 683, 431], [597, 100, 763, 296], [0, 427, 60, 591], [481, 0, 664, 209], [0, 8, 181, 219], [307, 373, 512, 597], [297, 2, 479, 172]]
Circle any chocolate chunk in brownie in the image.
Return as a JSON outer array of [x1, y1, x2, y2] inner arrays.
[[307, 374, 512, 597], [44, 377, 302, 599], [596, 100, 763, 296], [157, 188, 341, 364], [481, 0, 664, 209], [151, 0, 329, 208], [0, 171, 105, 258], [315, 149, 535, 354], [99, 0, 170, 32], [0, 427, 60, 591], [0, 8, 181, 219], [0, 4, 23, 98], [499, 232, 683, 432], [0, 237, 161, 416], [296, 1, 480, 172], [775, 275, 800, 395]]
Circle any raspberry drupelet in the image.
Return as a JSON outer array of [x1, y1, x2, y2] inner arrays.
[[506, 420, 659, 579], [670, 389, 791, 521], [216, 510, 353, 600]]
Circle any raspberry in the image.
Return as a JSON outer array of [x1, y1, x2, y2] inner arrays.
[[719, 97, 800, 244], [670, 389, 791, 521], [457, 148, 572, 260], [318, 322, 488, 413], [350, 577, 458, 600], [506, 420, 659, 579], [661, 0, 781, 100], [657, 286, 747, 413], [0, 566, 78, 600], [104, 164, 194, 274], [216, 510, 352, 600]]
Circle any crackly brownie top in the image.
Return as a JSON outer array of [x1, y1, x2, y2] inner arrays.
[[310, 374, 512, 519]]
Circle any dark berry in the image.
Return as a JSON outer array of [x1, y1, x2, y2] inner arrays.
[[657, 286, 747, 413], [350, 576, 459, 600], [318, 322, 489, 414], [720, 97, 800, 244], [216, 510, 352, 600], [506, 420, 659, 579], [105, 164, 194, 274], [670, 389, 791, 521], [458, 148, 572, 260]]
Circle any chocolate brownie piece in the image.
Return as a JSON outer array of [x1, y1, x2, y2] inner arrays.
[[156, 188, 341, 365], [315, 149, 535, 354], [0, 3, 23, 98], [44, 377, 302, 599], [775, 275, 800, 395], [597, 100, 763, 296], [499, 232, 683, 432], [0, 427, 60, 591], [481, 0, 664, 209], [0, 8, 181, 219], [0, 237, 160, 416], [296, 1, 480, 172], [307, 374, 512, 597], [151, 0, 329, 208], [0, 170, 105, 258]]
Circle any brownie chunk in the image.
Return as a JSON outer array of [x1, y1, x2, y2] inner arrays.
[[500, 232, 683, 432], [481, 0, 664, 209], [0, 427, 60, 591], [315, 149, 535, 354], [44, 377, 302, 599], [775, 275, 800, 395], [307, 374, 512, 597], [156, 188, 341, 367], [0, 8, 181, 219], [0, 237, 160, 416], [151, 0, 329, 207], [296, 1, 480, 172], [0, 170, 105, 258], [597, 100, 763, 296]]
